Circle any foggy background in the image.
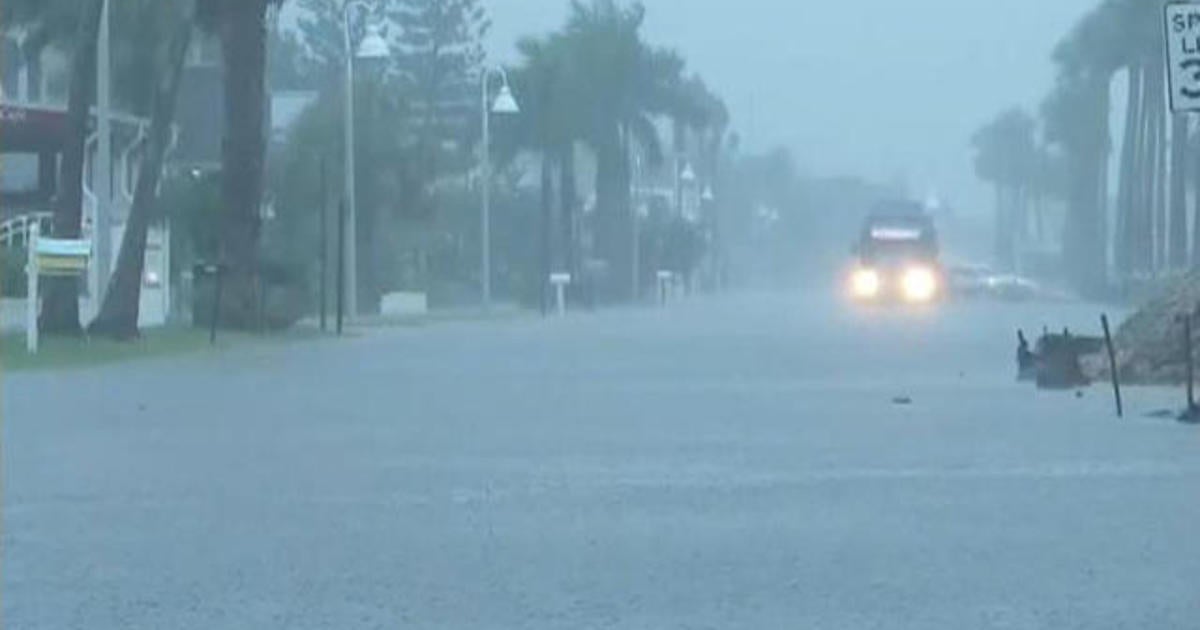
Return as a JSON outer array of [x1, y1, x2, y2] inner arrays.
[[486, 0, 1098, 218]]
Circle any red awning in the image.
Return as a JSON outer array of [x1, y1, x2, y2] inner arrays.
[[0, 104, 69, 153]]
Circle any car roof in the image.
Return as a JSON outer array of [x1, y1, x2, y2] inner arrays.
[[870, 200, 929, 218]]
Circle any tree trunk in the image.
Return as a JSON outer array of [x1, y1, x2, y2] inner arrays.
[[1144, 92, 1160, 274], [1134, 65, 1158, 274], [1170, 113, 1189, 269], [1033, 192, 1045, 244], [539, 152, 554, 314], [89, 15, 194, 339], [1064, 80, 1110, 296], [217, 0, 269, 329], [1194, 117, 1200, 268], [559, 142, 577, 280], [39, 0, 105, 336], [593, 124, 632, 302], [994, 184, 1010, 271], [1151, 92, 1167, 274], [1065, 154, 1105, 295], [1115, 65, 1142, 276], [1194, 120, 1200, 268], [1016, 185, 1029, 272], [1133, 68, 1149, 274]]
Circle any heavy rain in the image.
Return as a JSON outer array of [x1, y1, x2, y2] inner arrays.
[[4, 1, 1200, 628]]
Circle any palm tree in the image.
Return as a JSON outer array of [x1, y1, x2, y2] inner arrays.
[[196, 0, 285, 328], [511, 34, 576, 310], [1040, 0, 1137, 294], [1076, 0, 1188, 276], [972, 108, 1038, 271], [509, 1, 725, 303], [559, 0, 686, 301], [1042, 73, 1111, 295]]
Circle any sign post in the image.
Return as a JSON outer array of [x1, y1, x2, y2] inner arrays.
[[1166, 3, 1200, 112], [549, 272, 571, 317], [25, 224, 92, 354]]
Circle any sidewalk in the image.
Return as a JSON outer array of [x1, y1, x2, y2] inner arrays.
[[0, 326, 325, 373]]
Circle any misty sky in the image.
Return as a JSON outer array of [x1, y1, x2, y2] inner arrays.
[[484, 0, 1100, 215]]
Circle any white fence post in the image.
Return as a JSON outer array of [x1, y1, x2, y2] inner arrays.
[[26, 223, 39, 354], [656, 270, 672, 306], [549, 273, 571, 317]]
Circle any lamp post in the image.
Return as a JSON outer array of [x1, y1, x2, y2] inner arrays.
[[480, 66, 520, 309], [342, 2, 389, 318], [680, 162, 697, 221]]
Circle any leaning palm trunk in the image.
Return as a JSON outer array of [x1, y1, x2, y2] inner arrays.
[[1134, 64, 1160, 274], [1194, 116, 1200, 268], [1133, 65, 1152, 275], [1169, 113, 1188, 270], [216, 0, 270, 328], [1114, 65, 1141, 276], [1150, 92, 1167, 274], [40, 0, 105, 336], [89, 12, 194, 339]]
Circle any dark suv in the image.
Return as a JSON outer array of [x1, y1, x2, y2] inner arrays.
[[848, 204, 943, 303]]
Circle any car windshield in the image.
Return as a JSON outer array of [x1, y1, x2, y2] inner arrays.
[[864, 238, 936, 265], [6, 1, 1198, 628]]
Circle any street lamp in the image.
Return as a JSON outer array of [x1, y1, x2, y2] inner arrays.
[[342, 2, 389, 318], [681, 162, 697, 185], [480, 66, 519, 309]]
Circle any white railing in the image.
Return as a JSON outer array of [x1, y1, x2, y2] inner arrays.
[[0, 212, 54, 249]]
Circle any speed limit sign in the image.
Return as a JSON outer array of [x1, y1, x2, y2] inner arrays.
[[1167, 2, 1200, 112]]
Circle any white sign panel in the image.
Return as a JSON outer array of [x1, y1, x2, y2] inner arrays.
[[1166, 3, 1200, 112]]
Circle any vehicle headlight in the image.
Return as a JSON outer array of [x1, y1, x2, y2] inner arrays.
[[902, 266, 938, 302], [851, 268, 881, 298]]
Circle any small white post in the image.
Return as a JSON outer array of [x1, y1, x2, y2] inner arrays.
[[162, 220, 172, 322], [656, 270, 672, 306], [26, 223, 39, 354], [549, 272, 571, 317]]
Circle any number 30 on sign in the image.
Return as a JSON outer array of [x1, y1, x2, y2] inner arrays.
[[1167, 3, 1200, 112]]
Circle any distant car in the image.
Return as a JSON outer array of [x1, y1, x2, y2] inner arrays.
[[847, 205, 944, 304], [946, 263, 993, 297], [983, 273, 1041, 301], [946, 263, 1050, 301]]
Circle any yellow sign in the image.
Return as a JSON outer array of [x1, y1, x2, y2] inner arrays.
[[35, 254, 89, 276]]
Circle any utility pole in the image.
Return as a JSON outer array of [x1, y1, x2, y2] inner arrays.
[[342, 15, 359, 321]]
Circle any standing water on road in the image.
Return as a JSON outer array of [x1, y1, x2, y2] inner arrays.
[[5, 0, 1199, 628]]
